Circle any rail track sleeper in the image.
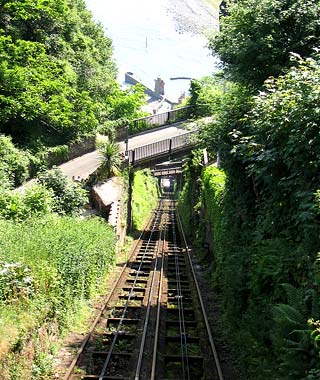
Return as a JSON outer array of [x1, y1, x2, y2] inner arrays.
[[164, 354, 203, 361], [167, 297, 192, 302], [165, 336, 200, 343], [91, 352, 132, 357], [103, 332, 137, 339], [129, 270, 148, 276], [119, 295, 144, 300], [166, 320, 197, 326], [168, 288, 191, 293], [107, 318, 140, 324], [65, 196, 224, 380], [122, 287, 146, 293], [167, 307, 194, 315], [114, 306, 141, 311], [130, 266, 151, 270], [126, 279, 148, 284], [73, 376, 127, 379]]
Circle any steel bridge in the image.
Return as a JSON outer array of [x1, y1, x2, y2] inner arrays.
[[126, 129, 198, 167]]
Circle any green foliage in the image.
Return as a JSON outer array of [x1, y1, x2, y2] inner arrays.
[[0, 135, 30, 187], [37, 168, 87, 215], [188, 76, 224, 117], [36, 144, 69, 167], [108, 84, 147, 120], [211, 0, 320, 86], [0, 214, 116, 377], [0, 214, 116, 331], [0, 262, 34, 303], [31, 350, 54, 379], [132, 169, 159, 231], [271, 284, 317, 380], [0, 0, 145, 151], [201, 166, 226, 276], [97, 139, 121, 179], [178, 150, 205, 238], [241, 55, 320, 248], [193, 1, 320, 377], [0, 184, 53, 222], [194, 53, 320, 379]]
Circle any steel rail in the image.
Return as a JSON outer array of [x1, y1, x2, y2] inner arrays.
[[171, 208, 190, 380], [99, 202, 164, 380], [150, 198, 171, 380], [134, 200, 169, 380], [176, 211, 225, 380], [150, 227, 166, 379], [63, 207, 159, 380]]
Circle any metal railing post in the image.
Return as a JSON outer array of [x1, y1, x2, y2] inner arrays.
[[168, 138, 172, 160], [132, 150, 135, 166]]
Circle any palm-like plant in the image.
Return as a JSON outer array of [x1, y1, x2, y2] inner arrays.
[[98, 140, 121, 179]]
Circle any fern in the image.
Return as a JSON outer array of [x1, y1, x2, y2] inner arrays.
[[282, 283, 306, 312], [272, 284, 315, 380]]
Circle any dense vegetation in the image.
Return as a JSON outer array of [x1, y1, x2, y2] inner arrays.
[[0, 0, 145, 179], [0, 215, 115, 379], [132, 169, 159, 231], [0, 1, 140, 377], [180, 0, 320, 379]]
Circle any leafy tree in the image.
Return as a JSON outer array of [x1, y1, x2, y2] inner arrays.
[[38, 168, 87, 214], [196, 51, 320, 379], [0, 0, 145, 151], [108, 84, 147, 120], [244, 54, 320, 245], [188, 76, 224, 117], [210, 0, 320, 86]]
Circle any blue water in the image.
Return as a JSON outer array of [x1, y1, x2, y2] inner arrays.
[[84, 0, 219, 102]]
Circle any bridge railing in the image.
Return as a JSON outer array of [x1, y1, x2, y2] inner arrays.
[[127, 130, 197, 165], [129, 106, 196, 133]]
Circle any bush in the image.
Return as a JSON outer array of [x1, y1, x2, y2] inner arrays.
[[37, 168, 87, 215], [36, 145, 69, 168], [0, 135, 31, 187], [0, 184, 53, 221]]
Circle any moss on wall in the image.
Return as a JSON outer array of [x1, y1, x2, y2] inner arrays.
[[132, 169, 159, 231]]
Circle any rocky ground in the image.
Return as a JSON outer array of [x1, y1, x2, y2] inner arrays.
[[168, 0, 219, 34]]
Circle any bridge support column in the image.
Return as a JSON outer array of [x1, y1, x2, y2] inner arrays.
[[126, 167, 134, 233]]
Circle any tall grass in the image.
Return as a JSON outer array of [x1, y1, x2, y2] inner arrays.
[[0, 215, 116, 377]]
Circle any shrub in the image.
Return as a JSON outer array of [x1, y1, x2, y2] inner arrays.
[[0, 185, 53, 221], [0, 135, 30, 187], [37, 168, 87, 215]]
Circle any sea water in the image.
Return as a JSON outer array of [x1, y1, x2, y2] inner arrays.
[[84, 0, 219, 102]]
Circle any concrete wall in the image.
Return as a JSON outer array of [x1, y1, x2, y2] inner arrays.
[[46, 136, 96, 167]]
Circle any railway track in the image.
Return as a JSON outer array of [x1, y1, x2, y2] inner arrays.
[[64, 192, 224, 380]]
